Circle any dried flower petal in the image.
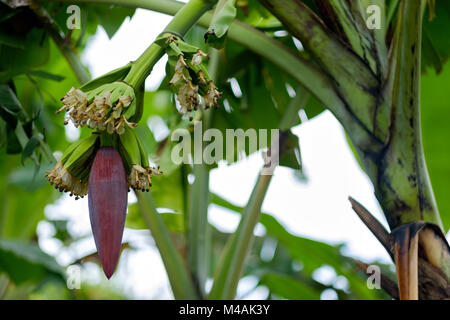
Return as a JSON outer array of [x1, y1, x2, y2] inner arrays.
[[203, 82, 221, 109], [45, 161, 88, 198], [128, 164, 162, 192], [58, 84, 135, 134]]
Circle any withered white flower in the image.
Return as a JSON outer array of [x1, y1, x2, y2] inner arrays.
[[57, 82, 136, 134], [45, 161, 88, 198], [128, 164, 162, 192], [203, 82, 221, 109], [169, 55, 188, 85], [177, 80, 199, 120], [191, 50, 208, 66], [58, 87, 88, 114]]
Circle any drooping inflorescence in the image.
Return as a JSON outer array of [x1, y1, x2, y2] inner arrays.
[[128, 164, 163, 192], [45, 161, 88, 198], [116, 127, 163, 192], [57, 82, 137, 135], [157, 34, 222, 121], [45, 134, 99, 199]]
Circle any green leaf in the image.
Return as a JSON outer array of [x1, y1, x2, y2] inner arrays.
[[0, 106, 17, 128], [28, 70, 65, 82], [236, 0, 282, 29], [279, 131, 301, 170], [0, 84, 23, 114], [0, 29, 24, 49], [21, 135, 39, 164], [259, 273, 321, 300], [93, 5, 135, 39], [421, 62, 450, 232], [303, 94, 325, 119], [126, 203, 185, 233], [422, 3, 450, 73], [6, 125, 21, 154], [0, 28, 50, 81], [8, 163, 52, 192], [0, 239, 64, 284], [205, 0, 237, 47], [151, 168, 185, 213]]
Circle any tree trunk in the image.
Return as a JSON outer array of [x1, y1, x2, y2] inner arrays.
[[260, 0, 450, 299]]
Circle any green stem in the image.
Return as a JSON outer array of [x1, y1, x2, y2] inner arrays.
[[187, 49, 219, 297], [99, 132, 115, 147], [330, 0, 387, 78], [387, 0, 400, 25], [258, 0, 385, 146], [187, 164, 210, 297], [136, 191, 199, 299], [208, 86, 307, 300], [123, 44, 162, 88], [208, 173, 272, 299], [375, 0, 442, 230], [123, 0, 214, 87]]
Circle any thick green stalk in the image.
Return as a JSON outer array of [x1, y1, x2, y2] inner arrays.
[[136, 191, 199, 299], [123, 0, 214, 87], [208, 87, 307, 300], [123, 44, 163, 88], [208, 173, 272, 299], [325, 0, 387, 78], [375, 0, 442, 229], [387, 0, 400, 25], [258, 0, 442, 231], [360, 0, 389, 77], [259, 0, 384, 143], [187, 164, 210, 296]]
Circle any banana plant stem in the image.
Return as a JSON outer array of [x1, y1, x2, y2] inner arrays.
[[209, 86, 308, 299], [187, 49, 220, 297], [123, 0, 214, 87], [136, 191, 199, 299]]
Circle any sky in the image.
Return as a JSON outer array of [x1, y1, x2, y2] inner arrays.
[[38, 8, 401, 300]]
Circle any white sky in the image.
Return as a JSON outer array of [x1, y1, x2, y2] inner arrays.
[[40, 8, 401, 300]]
